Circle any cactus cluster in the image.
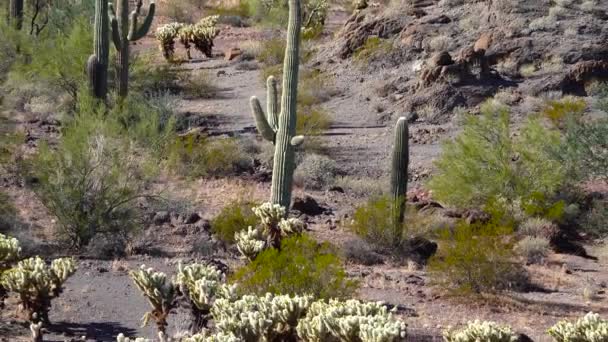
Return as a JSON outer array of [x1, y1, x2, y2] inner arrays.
[[251, 0, 303, 211], [130, 265, 178, 334], [156, 16, 219, 61], [0, 233, 21, 266], [548, 312, 608, 342], [443, 320, 517, 342], [176, 262, 237, 330], [1, 256, 76, 323], [110, 0, 156, 97], [235, 202, 304, 260], [297, 299, 407, 342]]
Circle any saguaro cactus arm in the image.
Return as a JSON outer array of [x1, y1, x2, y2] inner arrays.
[[109, 4, 121, 50], [87, 0, 111, 98], [127, 0, 156, 41], [390, 117, 409, 229]]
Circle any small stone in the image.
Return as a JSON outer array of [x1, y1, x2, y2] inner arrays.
[[184, 212, 201, 224], [224, 47, 242, 61], [153, 211, 170, 225]]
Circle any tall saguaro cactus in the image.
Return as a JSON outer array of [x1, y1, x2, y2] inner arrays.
[[250, 0, 303, 211], [87, 0, 111, 99], [110, 0, 156, 97], [9, 0, 24, 30], [390, 117, 409, 238]]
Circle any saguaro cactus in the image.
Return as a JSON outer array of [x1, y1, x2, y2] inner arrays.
[[250, 0, 303, 211], [110, 0, 155, 97], [87, 0, 111, 99], [390, 117, 409, 236], [9, 0, 24, 30]]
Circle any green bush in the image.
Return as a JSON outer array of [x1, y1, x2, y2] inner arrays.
[[28, 112, 153, 249], [0, 191, 17, 231], [294, 153, 338, 190], [581, 199, 608, 238], [211, 200, 259, 243], [428, 219, 527, 294], [428, 101, 565, 209], [242, 0, 328, 31], [353, 36, 394, 64], [349, 197, 406, 253], [515, 236, 550, 264], [231, 234, 357, 299]]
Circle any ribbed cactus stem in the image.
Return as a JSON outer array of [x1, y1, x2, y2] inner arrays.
[[111, 0, 155, 97], [390, 117, 409, 236], [9, 0, 23, 30], [249, 0, 303, 212], [87, 0, 110, 99]]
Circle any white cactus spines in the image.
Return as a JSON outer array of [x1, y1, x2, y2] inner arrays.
[[235, 226, 267, 261], [443, 320, 518, 342], [253, 202, 286, 228], [212, 293, 312, 341], [183, 330, 239, 342], [0, 233, 21, 265], [1, 256, 76, 323], [116, 333, 152, 342], [129, 265, 178, 334], [548, 312, 608, 342], [190, 15, 220, 58], [155, 22, 184, 60], [296, 299, 406, 342], [278, 218, 305, 235]]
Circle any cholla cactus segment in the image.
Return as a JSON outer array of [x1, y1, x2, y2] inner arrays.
[[0, 233, 21, 265], [50, 258, 77, 284], [296, 299, 406, 342], [197, 15, 219, 28], [278, 217, 305, 235], [443, 320, 518, 342], [129, 265, 178, 332], [116, 334, 152, 342], [235, 226, 267, 261], [253, 202, 286, 230], [155, 22, 183, 60], [548, 312, 608, 342], [212, 294, 312, 341], [183, 330, 240, 342]]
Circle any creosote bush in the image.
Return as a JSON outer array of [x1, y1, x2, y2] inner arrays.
[[294, 153, 339, 190], [231, 234, 357, 299], [211, 200, 260, 244], [515, 236, 550, 264]]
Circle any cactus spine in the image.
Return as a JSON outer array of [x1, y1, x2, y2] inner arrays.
[[87, 0, 111, 99], [9, 0, 23, 30], [250, 0, 303, 211], [110, 0, 155, 97], [390, 117, 409, 237]]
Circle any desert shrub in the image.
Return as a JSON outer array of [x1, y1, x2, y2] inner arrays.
[[548, 312, 608, 342], [334, 176, 385, 198], [443, 320, 518, 342], [211, 200, 259, 244], [130, 54, 184, 95], [231, 234, 357, 299], [257, 37, 286, 66], [428, 101, 565, 209], [353, 36, 394, 64], [342, 238, 384, 266], [1, 256, 76, 323], [349, 196, 406, 251], [581, 200, 608, 238], [294, 153, 338, 190], [181, 70, 217, 99], [0, 192, 17, 232], [428, 219, 527, 294], [28, 113, 153, 249], [542, 96, 586, 126], [517, 217, 559, 240], [515, 236, 550, 264], [242, 0, 328, 31], [167, 135, 251, 178]]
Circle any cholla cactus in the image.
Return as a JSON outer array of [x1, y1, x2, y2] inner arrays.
[[443, 320, 518, 342], [130, 265, 178, 334], [116, 334, 152, 342], [191, 15, 220, 58], [296, 299, 407, 342], [156, 22, 183, 61], [253, 202, 286, 229], [178, 24, 194, 60], [0, 233, 21, 266], [1, 256, 76, 323], [212, 293, 312, 341], [183, 330, 239, 342], [30, 321, 43, 342], [235, 226, 267, 261], [548, 312, 608, 342], [176, 263, 237, 331]]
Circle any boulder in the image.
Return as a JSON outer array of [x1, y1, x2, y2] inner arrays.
[[292, 196, 325, 216], [430, 51, 454, 67], [224, 47, 242, 61]]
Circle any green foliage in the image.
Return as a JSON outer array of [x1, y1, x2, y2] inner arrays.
[[294, 153, 338, 190], [0, 191, 17, 232], [515, 236, 550, 264], [28, 110, 154, 249], [428, 219, 527, 294], [167, 135, 250, 178], [558, 115, 608, 183], [581, 199, 608, 238], [353, 36, 394, 64], [428, 101, 565, 210], [211, 200, 259, 243], [242, 0, 328, 31], [231, 234, 357, 299], [349, 196, 407, 253]]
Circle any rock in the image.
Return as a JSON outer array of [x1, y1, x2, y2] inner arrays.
[[153, 211, 170, 225], [474, 32, 493, 54], [224, 47, 242, 61], [337, 12, 406, 59], [194, 219, 211, 232], [422, 14, 451, 24], [184, 212, 201, 224], [516, 333, 534, 342], [329, 186, 345, 193], [292, 196, 325, 216], [401, 237, 437, 263], [430, 51, 454, 67]]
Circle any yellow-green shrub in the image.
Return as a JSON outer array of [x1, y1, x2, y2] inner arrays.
[[211, 200, 259, 243]]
